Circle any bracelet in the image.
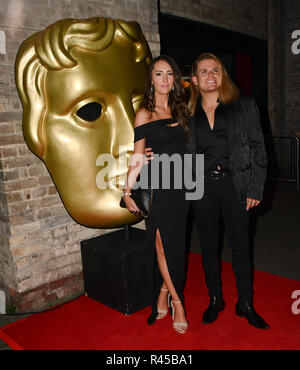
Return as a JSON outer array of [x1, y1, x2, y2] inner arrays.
[[121, 191, 132, 197]]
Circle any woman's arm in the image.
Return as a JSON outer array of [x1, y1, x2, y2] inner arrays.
[[122, 109, 149, 214]]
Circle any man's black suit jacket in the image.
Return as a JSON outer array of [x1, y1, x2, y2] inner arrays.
[[187, 96, 268, 202]]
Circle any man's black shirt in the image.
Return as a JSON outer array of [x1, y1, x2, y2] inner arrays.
[[195, 100, 230, 173]]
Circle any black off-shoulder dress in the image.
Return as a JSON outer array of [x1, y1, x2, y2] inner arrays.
[[134, 118, 191, 324]]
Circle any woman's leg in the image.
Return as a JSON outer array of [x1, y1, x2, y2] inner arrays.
[[155, 228, 187, 326], [156, 280, 168, 319]]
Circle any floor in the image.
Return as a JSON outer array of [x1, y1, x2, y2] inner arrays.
[[1, 181, 299, 350], [189, 181, 300, 281]]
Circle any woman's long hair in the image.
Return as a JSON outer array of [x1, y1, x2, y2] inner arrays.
[[188, 52, 240, 115], [143, 55, 190, 137]]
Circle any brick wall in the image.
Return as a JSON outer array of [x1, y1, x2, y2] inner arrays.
[[267, 0, 300, 179], [268, 0, 283, 135], [285, 0, 300, 134], [160, 0, 268, 40], [0, 0, 159, 311], [268, 0, 300, 135]]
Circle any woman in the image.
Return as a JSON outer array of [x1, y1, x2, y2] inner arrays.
[[122, 55, 191, 334]]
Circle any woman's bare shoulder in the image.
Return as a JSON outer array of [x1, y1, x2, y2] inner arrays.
[[134, 108, 152, 128]]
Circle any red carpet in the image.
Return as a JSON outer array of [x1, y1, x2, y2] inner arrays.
[[1, 253, 299, 350]]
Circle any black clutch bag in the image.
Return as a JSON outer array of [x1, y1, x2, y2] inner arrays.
[[120, 188, 154, 218]]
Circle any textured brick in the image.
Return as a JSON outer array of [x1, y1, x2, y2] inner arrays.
[[0, 123, 15, 134], [6, 191, 23, 203], [8, 202, 26, 215], [4, 178, 37, 192], [28, 166, 44, 177], [10, 221, 41, 235], [11, 240, 43, 258], [31, 187, 48, 199], [0, 147, 18, 158], [47, 186, 57, 195], [0, 134, 25, 146], [1, 156, 36, 170], [52, 226, 67, 238], [2, 169, 19, 181], [37, 176, 53, 186], [9, 235, 27, 247], [0, 111, 22, 122], [39, 196, 60, 208]]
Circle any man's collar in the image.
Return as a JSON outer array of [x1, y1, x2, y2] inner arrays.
[[198, 95, 221, 104]]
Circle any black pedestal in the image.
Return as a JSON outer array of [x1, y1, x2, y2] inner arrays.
[[80, 226, 150, 315]]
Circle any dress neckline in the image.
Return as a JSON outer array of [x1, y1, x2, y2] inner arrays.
[[135, 117, 178, 128], [146, 117, 177, 125]]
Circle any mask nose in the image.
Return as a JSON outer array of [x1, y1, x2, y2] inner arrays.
[[105, 106, 134, 191], [110, 101, 135, 159]]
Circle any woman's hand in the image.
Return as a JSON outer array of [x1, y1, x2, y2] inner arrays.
[[144, 147, 154, 164], [246, 198, 260, 211], [123, 195, 141, 215]]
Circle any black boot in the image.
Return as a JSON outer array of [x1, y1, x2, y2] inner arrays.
[[235, 301, 270, 329], [202, 296, 225, 324]]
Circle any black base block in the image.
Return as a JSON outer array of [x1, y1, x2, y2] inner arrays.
[[80, 226, 151, 315]]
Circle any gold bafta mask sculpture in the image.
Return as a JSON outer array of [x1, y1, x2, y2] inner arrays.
[[16, 17, 152, 227]]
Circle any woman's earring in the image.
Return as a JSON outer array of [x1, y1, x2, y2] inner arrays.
[[172, 85, 175, 92], [151, 84, 154, 93]]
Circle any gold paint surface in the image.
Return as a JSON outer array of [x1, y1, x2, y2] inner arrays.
[[16, 18, 152, 227]]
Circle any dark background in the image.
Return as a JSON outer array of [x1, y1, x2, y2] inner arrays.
[[158, 13, 270, 133]]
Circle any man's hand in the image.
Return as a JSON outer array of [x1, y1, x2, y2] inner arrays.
[[246, 198, 260, 211], [144, 147, 154, 164]]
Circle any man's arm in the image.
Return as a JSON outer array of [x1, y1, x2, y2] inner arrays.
[[246, 98, 268, 201]]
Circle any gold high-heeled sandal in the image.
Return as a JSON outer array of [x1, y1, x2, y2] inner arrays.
[[170, 300, 188, 334], [157, 288, 170, 320]]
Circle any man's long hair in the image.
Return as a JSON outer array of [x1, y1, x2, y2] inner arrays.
[[188, 52, 240, 115], [143, 55, 190, 137]]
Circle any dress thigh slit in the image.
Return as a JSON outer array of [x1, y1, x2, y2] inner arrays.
[[145, 191, 190, 324]]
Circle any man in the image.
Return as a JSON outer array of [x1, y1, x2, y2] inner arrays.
[[188, 52, 269, 329]]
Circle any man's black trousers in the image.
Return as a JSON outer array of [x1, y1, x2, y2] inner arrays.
[[193, 176, 253, 304]]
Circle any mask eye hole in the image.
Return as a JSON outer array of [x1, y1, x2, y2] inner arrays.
[[76, 102, 102, 122]]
